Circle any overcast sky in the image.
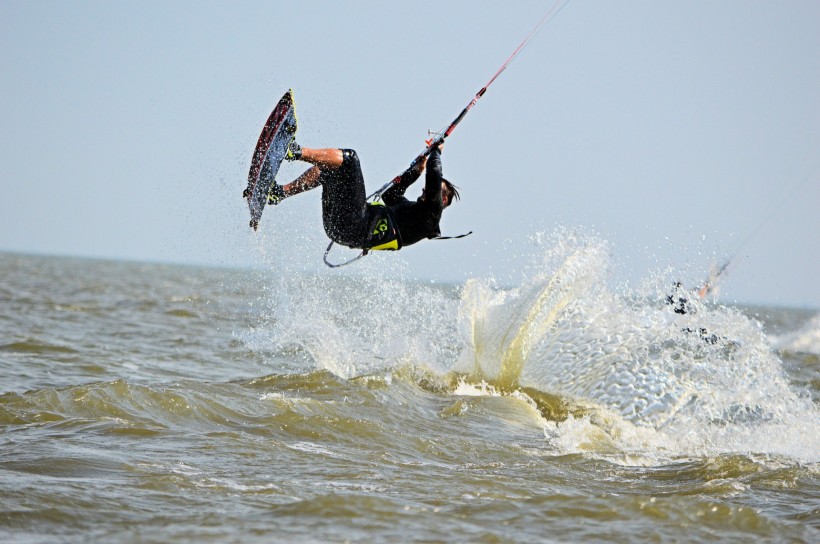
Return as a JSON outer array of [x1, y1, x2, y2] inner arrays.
[[1, 1, 818, 308]]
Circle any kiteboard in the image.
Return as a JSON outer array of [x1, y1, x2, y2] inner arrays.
[[243, 89, 297, 230]]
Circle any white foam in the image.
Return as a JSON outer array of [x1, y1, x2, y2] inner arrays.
[[772, 313, 820, 355], [247, 227, 820, 464], [286, 441, 338, 457], [455, 229, 820, 463]]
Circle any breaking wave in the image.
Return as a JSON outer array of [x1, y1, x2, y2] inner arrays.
[[245, 227, 820, 464]]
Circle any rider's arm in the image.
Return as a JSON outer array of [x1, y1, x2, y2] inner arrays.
[[423, 146, 443, 206], [382, 154, 427, 205]]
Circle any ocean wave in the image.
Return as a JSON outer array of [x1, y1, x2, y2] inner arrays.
[[772, 313, 820, 356], [455, 231, 820, 463], [244, 228, 819, 464]]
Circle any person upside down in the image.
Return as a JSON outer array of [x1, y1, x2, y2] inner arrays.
[[264, 140, 460, 252]]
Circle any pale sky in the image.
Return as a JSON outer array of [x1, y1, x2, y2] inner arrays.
[[1, 1, 818, 308]]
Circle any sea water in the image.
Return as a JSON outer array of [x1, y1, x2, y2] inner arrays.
[[1, 236, 818, 543]]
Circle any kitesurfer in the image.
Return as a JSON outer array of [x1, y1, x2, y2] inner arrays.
[[266, 141, 459, 252]]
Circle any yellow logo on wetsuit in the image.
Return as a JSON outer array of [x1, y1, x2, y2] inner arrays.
[[368, 212, 399, 251], [373, 218, 388, 236]]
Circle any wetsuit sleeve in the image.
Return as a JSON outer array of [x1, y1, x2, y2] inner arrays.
[[381, 160, 423, 205], [424, 147, 443, 206]]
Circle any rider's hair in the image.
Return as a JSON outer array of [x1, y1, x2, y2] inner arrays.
[[441, 178, 460, 206]]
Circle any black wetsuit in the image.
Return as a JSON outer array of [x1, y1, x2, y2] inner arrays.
[[318, 147, 445, 250]]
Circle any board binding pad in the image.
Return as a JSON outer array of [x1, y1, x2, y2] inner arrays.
[[244, 89, 297, 230]]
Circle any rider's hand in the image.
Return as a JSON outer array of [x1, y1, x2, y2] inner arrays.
[[412, 154, 427, 174]]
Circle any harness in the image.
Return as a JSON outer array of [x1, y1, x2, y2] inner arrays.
[[323, 202, 400, 268], [366, 201, 402, 251], [323, 201, 471, 268]]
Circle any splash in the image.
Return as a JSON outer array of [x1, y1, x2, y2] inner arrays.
[[248, 272, 462, 379], [246, 226, 819, 462], [453, 228, 820, 462]]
